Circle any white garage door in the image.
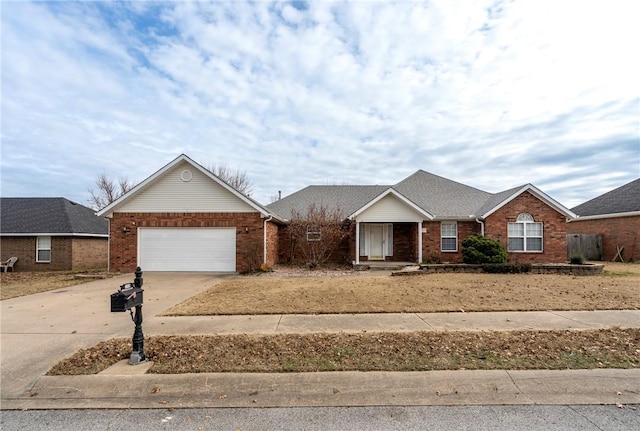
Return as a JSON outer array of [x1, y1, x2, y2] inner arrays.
[[138, 228, 236, 272]]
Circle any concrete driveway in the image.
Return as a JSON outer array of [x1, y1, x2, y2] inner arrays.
[[0, 272, 231, 400]]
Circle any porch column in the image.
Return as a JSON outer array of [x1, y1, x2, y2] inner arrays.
[[355, 221, 360, 265], [417, 221, 423, 263]]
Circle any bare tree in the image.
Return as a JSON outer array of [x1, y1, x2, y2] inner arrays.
[[287, 203, 351, 268], [206, 163, 252, 196], [88, 174, 136, 210]]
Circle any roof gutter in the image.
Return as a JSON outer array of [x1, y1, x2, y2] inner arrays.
[[568, 211, 640, 222]]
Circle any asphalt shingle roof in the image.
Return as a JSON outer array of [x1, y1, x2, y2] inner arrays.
[[571, 178, 640, 217], [267, 170, 536, 221], [0, 198, 108, 235], [267, 185, 390, 220]]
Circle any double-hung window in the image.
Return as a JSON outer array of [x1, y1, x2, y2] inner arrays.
[[441, 221, 458, 252], [36, 236, 52, 262], [507, 213, 543, 252], [306, 226, 321, 242]]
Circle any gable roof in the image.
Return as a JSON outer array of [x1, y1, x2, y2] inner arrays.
[[97, 154, 283, 222], [0, 198, 108, 236], [267, 170, 575, 221], [267, 185, 390, 220], [393, 170, 492, 218], [571, 178, 640, 217]]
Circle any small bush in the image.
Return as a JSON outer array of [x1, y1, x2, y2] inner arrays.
[[462, 235, 508, 264], [569, 255, 585, 265], [423, 252, 442, 264]]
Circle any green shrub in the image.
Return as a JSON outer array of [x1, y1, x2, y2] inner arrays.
[[462, 235, 508, 264], [569, 255, 585, 265]]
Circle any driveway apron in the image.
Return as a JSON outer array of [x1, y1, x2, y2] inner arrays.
[[0, 272, 229, 399]]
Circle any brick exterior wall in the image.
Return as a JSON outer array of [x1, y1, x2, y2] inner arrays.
[[0, 236, 107, 271], [70, 238, 108, 270], [108, 212, 266, 273], [421, 221, 481, 263], [484, 191, 568, 263], [566, 215, 640, 262], [265, 220, 279, 267]]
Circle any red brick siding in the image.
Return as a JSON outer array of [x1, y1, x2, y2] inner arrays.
[[109, 212, 265, 273], [0, 236, 101, 271], [484, 191, 568, 263], [421, 221, 481, 263], [566, 215, 640, 262]]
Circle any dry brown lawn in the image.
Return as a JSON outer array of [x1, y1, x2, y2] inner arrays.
[[0, 271, 119, 300], [164, 263, 640, 316], [49, 328, 640, 375]]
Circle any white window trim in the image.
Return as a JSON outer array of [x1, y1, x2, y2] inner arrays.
[[306, 226, 321, 242], [507, 213, 543, 252], [440, 221, 458, 252], [36, 236, 52, 263]]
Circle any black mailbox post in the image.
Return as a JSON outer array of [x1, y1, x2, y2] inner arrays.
[[110, 267, 146, 365]]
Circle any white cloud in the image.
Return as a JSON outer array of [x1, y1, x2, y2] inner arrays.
[[1, 0, 638, 209]]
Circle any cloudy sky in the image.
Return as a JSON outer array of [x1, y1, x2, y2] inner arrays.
[[2, 0, 638, 209]]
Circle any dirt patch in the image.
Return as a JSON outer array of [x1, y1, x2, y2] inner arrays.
[[0, 271, 120, 300], [165, 263, 640, 315], [48, 328, 640, 375]]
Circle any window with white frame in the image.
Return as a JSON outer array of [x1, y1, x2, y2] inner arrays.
[[508, 213, 543, 252], [306, 226, 321, 242], [441, 221, 458, 252], [36, 236, 51, 262]]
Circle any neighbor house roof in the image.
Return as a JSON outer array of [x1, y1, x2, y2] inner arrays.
[[571, 178, 640, 217], [0, 198, 108, 236], [267, 170, 576, 221]]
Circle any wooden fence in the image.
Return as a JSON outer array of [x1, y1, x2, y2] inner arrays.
[[566, 234, 603, 260]]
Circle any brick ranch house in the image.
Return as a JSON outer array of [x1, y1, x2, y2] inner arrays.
[[0, 198, 108, 271], [98, 155, 577, 273], [268, 170, 577, 266], [567, 178, 640, 262]]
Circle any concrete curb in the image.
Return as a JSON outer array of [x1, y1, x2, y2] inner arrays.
[[4, 369, 639, 410]]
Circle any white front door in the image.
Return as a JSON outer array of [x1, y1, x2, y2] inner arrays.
[[369, 224, 385, 260]]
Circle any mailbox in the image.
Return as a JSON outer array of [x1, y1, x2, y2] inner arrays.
[[110, 283, 144, 312]]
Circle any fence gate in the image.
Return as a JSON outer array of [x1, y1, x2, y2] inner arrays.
[[566, 234, 603, 260]]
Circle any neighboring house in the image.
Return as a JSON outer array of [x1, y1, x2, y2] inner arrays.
[[0, 198, 108, 271], [268, 170, 577, 265], [567, 178, 640, 262], [97, 154, 284, 273]]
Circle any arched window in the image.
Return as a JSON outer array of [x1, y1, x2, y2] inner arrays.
[[507, 213, 543, 252]]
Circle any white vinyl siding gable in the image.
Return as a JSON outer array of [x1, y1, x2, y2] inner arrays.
[[117, 162, 256, 213], [357, 194, 425, 223]]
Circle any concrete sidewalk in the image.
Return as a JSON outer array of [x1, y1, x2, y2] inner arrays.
[[1, 273, 639, 410]]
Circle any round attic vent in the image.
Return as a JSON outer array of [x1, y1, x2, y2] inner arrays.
[[180, 169, 193, 182]]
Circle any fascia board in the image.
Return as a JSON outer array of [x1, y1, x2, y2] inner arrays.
[[348, 188, 433, 220], [482, 184, 578, 219], [568, 211, 640, 221]]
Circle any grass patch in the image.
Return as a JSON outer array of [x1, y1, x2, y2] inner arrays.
[[0, 270, 119, 300], [48, 328, 640, 375]]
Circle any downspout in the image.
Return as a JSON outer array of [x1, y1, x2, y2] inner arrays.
[[263, 215, 273, 265], [475, 218, 485, 237]]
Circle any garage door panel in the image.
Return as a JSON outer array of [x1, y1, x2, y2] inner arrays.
[[139, 228, 236, 272]]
